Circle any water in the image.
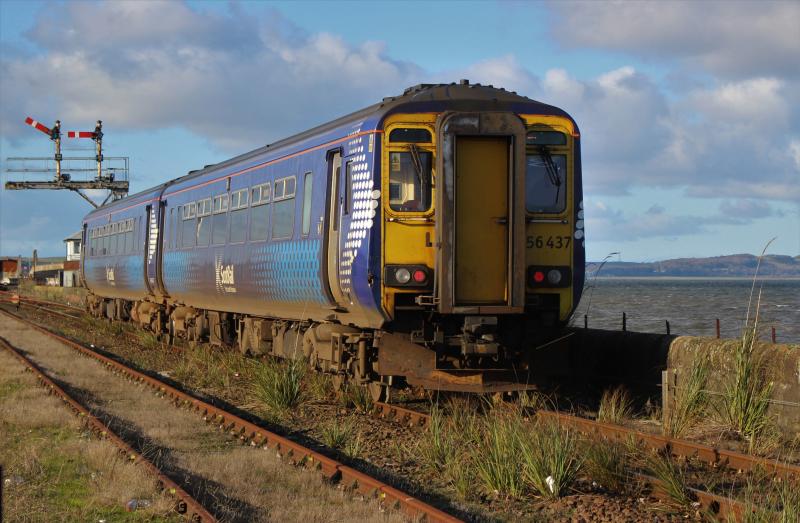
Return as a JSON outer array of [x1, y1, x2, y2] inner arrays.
[[572, 278, 800, 344]]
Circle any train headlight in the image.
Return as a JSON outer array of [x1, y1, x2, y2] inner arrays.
[[395, 268, 411, 284], [547, 269, 562, 285]]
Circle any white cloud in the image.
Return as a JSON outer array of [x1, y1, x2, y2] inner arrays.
[[1, 1, 422, 152], [548, 1, 800, 79]]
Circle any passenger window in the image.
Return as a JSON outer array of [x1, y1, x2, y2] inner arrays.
[[301, 172, 313, 236], [182, 204, 196, 248], [272, 176, 296, 239], [212, 194, 228, 245], [249, 183, 270, 241], [525, 154, 566, 213], [230, 189, 249, 243], [196, 198, 212, 246], [388, 150, 432, 212]]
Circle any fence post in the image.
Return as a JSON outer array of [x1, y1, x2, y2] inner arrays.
[[622, 312, 627, 332], [715, 318, 721, 339], [584, 314, 588, 329], [771, 326, 776, 343], [661, 370, 671, 429], [665, 320, 670, 335]]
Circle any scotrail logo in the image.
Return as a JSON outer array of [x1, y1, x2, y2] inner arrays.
[[214, 254, 236, 293]]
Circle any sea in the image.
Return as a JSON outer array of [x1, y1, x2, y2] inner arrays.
[[572, 278, 800, 344]]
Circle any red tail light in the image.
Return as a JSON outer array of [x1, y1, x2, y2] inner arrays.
[[413, 270, 427, 283], [533, 271, 545, 283]]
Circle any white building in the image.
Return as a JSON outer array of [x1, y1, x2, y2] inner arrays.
[[63, 231, 82, 287]]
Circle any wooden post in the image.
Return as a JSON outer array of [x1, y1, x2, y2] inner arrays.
[[584, 314, 588, 329], [771, 326, 776, 343], [622, 312, 627, 332], [665, 320, 670, 335], [716, 318, 721, 339]]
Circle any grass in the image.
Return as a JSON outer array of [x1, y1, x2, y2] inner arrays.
[[320, 416, 363, 458], [250, 357, 306, 415], [644, 452, 693, 509], [597, 385, 634, 425], [520, 418, 583, 500], [582, 438, 631, 494], [474, 412, 525, 498], [717, 293, 775, 453], [338, 381, 373, 412], [664, 355, 710, 438]]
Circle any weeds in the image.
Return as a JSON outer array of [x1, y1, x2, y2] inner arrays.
[[718, 298, 774, 452], [137, 330, 162, 351], [251, 357, 305, 414], [582, 439, 630, 494], [418, 404, 452, 472], [644, 452, 692, 508], [338, 382, 372, 413], [320, 417, 361, 457], [475, 413, 524, 497], [520, 419, 583, 499], [664, 356, 709, 438], [597, 386, 634, 425]]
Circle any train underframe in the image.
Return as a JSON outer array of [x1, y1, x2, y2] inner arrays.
[[86, 293, 563, 401]]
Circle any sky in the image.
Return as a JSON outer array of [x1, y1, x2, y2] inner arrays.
[[0, 0, 798, 261]]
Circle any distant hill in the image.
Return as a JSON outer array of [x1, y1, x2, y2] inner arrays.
[[590, 254, 800, 278]]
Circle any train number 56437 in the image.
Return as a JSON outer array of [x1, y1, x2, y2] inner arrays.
[[526, 235, 571, 249]]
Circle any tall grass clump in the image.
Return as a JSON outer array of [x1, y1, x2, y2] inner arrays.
[[734, 477, 800, 523], [251, 357, 305, 414], [664, 356, 710, 438], [644, 452, 692, 508], [338, 382, 372, 412], [474, 413, 525, 498], [583, 439, 630, 494], [519, 419, 583, 499], [597, 386, 634, 425], [718, 288, 775, 452], [418, 404, 452, 472], [320, 417, 362, 457]]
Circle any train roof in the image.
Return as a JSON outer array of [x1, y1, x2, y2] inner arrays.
[[85, 81, 575, 221]]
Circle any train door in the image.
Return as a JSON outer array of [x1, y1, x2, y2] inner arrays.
[[144, 204, 158, 294], [454, 136, 509, 304], [435, 112, 526, 314], [324, 151, 347, 308]]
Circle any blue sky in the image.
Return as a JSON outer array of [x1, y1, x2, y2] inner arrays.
[[1, 0, 798, 260]]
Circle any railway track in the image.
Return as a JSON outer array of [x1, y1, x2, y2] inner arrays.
[[6, 297, 795, 521], [374, 401, 800, 520], [0, 334, 216, 522], [0, 307, 461, 523]]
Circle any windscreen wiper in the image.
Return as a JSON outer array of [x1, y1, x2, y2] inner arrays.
[[408, 144, 425, 184], [538, 145, 562, 204]]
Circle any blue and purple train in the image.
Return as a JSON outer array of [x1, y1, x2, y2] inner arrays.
[[82, 81, 585, 398]]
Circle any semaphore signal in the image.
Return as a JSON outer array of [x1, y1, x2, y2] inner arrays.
[[5, 117, 129, 208]]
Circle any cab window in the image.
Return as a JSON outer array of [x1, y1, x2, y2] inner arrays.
[[525, 154, 566, 213], [388, 150, 432, 212]]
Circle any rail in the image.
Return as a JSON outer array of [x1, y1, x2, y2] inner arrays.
[[0, 308, 462, 523], [0, 334, 215, 522]]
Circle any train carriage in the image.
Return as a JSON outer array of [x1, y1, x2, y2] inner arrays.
[[82, 81, 584, 398]]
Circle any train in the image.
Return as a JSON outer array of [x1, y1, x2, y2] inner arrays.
[[81, 81, 585, 400]]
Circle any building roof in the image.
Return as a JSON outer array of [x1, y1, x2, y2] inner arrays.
[[63, 231, 82, 242]]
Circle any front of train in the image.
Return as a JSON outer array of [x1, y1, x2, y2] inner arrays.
[[375, 83, 584, 392]]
